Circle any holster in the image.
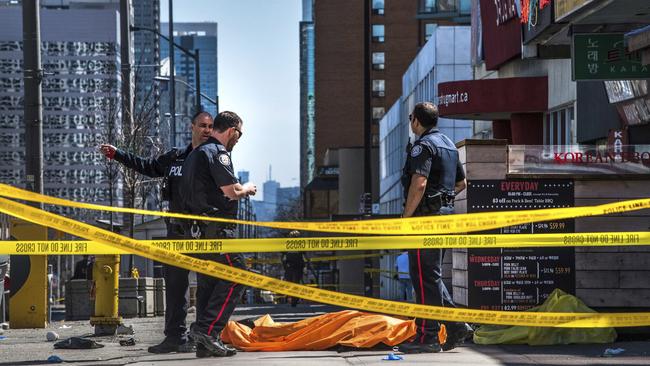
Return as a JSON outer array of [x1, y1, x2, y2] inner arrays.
[[415, 192, 454, 216]]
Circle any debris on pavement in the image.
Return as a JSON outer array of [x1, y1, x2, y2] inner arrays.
[[46, 331, 59, 341], [116, 324, 134, 335], [603, 348, 625, 357], [0, 322, 8, 330], [119, 337, 136, 346], [58, 324, 72, 329], [382, 352, 403, 361], [47, 355, 63, 363], [53, 336, 104, 349]]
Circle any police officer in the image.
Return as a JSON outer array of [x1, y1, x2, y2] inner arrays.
[[398, 102, 472, 354], [180, 111, 257, 358], [281, 231, 306, 307], [99, 111, 214, 354]]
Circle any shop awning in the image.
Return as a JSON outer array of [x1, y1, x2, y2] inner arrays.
[[437, 76, 548, 120]]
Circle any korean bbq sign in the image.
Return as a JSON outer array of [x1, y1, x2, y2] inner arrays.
[[573, 33, 650, 80]]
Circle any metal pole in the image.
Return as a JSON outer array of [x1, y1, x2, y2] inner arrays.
[[23, 0, 43, 199], [362, 0, 372, 214], [120, 0, 133, 131], [168, 0, 176, 146], [194, 48, 201, 112]]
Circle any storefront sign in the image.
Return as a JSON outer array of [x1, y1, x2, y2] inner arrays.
[[466, 180, 575, 311], [437, 77, 547, 119], [555, 0, 592, 22], [494, 0, 518, 26], [573, 33, 650, 80], [508, 145, 650, 175], [480, 0, 521, 70], [522, 0, 553, 44], [617, 98, 650, 126]]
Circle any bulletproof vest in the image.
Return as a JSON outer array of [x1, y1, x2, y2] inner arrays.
[[161, 147, 191, 213], [418, 129, 460, 196], [401, 129, 459, 199]]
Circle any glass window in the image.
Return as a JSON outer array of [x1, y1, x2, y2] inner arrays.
[[420, 0, 456, 13], [372, 0, 385, 15], [372, 52, 385, 70], [372, 107, 385, 120], [460, 0, 471, 14], [372, 80, 385, 97], [372, 25, 385, 43], [544, 105, 575, 145], [425, 24, 435, 42]]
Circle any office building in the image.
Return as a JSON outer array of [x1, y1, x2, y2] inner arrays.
[[161, 22, 218, 116], [0, 7, 122, 219]]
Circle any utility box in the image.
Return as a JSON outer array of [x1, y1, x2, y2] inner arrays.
[[64, 280, 94, 321], [154, 278, 165, 316], [118, 278, 139, 318], [138, 277, 155, 317]]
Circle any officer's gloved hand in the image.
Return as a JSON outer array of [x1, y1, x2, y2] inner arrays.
[[99, 144, 117, 160]]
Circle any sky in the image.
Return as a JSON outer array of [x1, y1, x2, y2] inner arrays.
[[161, 0, 302, 196]]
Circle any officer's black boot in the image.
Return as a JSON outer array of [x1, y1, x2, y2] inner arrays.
[[148, 336, 194, 354], [442, 323, 473, 351], [191, 329, 236, 358]]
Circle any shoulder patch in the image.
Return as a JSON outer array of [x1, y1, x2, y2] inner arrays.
[[410, 144, 423, 157], [218, 153, 231, 166]]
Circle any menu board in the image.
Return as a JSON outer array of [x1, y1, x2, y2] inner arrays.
[[466, 180, 575, 311]]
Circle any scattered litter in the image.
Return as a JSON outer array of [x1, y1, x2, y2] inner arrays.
[[0, 328, 3, 335], [603, 348, 625, 357], [0, 336, 6, 340], [382, 352, 403, 361], [47, 355, 63, 364], [46, 331, 59, 342], [53, 337, 105, 349], [116, 324, 134, 335], [119, 337, 136, 346], [0, 323, 8, 330], [58, 325, 72, 329], [187, 306, 196, 314]]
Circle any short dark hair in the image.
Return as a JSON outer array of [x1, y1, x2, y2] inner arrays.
[[213, 111, 242, 132], [412, 102, 439, 128], [191, 110, 212, 124]]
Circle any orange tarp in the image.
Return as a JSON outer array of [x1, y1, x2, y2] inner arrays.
[[221, 310, 418, 351]]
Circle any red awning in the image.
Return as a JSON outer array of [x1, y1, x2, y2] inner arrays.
[[437, 77, 548, 120]]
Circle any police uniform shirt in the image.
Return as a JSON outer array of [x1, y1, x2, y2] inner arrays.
[[407, 128, 465, 195], [113, 145, 192, 213], [180, 137, 239, 218]]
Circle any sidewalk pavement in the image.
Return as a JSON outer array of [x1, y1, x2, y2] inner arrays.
[[0, 304, 649, 365]]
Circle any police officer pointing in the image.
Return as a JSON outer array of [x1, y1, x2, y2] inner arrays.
[[180, 111, 256, 358], [99, 111, 213, 354], [398, 102, 472, 354]]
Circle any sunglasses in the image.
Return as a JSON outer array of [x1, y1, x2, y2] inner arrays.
[[233, 126, 243, 138], [409, 114, 414, 122]]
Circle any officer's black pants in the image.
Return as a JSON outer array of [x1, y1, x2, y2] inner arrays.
[[408, 206, 466, 344], [163, 225, 190, 339], [284, 268, 304, 306], [193, 227, 245, 337]]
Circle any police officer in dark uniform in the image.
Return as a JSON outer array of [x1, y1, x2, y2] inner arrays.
[[179, 111, 257, 358], [281, 231, 306, 307], [398, 102, 472, 354], [99, 111, 214, 353]]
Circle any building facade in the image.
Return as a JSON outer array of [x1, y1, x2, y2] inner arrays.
[[305, 0, 471, 219], [160, 22, 218, 117], [299, 0, 315, 189], [0, 7, 122, 219], [379, 25, 473, 215]]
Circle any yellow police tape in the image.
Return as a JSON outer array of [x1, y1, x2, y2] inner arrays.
[[2, 196, 650, 328], [2, 231, 649, 255], [249, 253, 386, 265], [2, 183, 649, 235]]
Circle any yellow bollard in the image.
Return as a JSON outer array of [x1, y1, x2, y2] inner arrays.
[[8, 219, 48, 328], [90, 254, 122, 335]]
